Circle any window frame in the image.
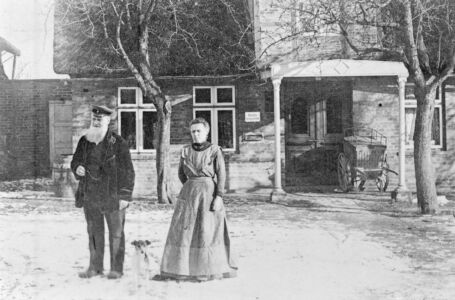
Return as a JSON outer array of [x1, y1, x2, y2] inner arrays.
[[193, 107, 236, 151], [192, 85, 236, 152], [214, 107, 237, 151], [214, 86, 236, 106], [405, 88, 443, 149], [139, 108, 158, 152], [193, 107, 213, 143], [118, 87, 157, 153], [118, 108, 139, 152], [193, 86, 236, 107], [118, 87, 155, 108], [193, 86, 213, 106], [118, 87, 139, 106]]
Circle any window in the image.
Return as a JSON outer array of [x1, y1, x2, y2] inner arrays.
[[291, 98, 309, 134], [193, 86, 236, 150], [118, 87, 158, 152], [405, 87, 443, 148], [194, 88, 212, 104], [193, 86, 235, 106]]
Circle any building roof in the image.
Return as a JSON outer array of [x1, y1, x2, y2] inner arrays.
[[269, 59, 409, 80]]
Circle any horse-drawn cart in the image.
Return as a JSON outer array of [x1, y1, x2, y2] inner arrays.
[[337, 127, 397, 192]]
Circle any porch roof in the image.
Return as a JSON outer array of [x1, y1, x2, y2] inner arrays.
[[270, 59, 408, 80]]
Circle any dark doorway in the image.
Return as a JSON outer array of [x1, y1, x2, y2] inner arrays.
[[283, 79, 353, 188]]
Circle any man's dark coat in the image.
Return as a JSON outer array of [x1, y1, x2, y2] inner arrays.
[[71, 130, 135, 211]]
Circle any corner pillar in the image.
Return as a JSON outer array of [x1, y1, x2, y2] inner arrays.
[[394, 76, 411, 202], [270, 77, 286, 202]]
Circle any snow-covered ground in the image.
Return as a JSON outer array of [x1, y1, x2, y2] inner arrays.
[[1, 193, 455, 300]]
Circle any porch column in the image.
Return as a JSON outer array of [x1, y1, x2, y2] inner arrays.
[[270, 77, 286, 201], [395, 76, 411, 201]]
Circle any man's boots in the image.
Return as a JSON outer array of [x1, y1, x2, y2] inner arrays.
[[78, 269, 103, 278], [107, 270, 122, 279]]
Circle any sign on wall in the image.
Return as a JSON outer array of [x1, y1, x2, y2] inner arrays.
[[245, 112, 261, 122]]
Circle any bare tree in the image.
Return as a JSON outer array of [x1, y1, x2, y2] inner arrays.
[[267, 0, 455, 214], [55, 0, 253, 203]]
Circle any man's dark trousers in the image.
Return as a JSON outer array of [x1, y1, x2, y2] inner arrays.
[[84, 206, 126, 274]]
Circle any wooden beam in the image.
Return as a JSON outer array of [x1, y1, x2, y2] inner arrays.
[[11, 55, 16, 79]]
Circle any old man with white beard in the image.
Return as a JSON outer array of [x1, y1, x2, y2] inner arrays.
[[71, 105, 135, 279]]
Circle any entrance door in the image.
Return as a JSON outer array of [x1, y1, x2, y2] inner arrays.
[[49, 101, 73, 166], [284, 80, 352, 187]]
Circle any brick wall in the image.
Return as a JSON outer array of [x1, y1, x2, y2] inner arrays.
[[352, 78, 455, 193], [413, 83, 455, 194], [352, 77, 401, 189], [0, 79, 72, 180]]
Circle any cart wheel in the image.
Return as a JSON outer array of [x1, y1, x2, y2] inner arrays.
[[337, 153, 352, 192]]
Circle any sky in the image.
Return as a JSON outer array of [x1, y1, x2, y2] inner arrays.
[[0, 0, 67, 79]]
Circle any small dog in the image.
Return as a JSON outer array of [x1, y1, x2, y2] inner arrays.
[[391, 189, 398, 202], [131, 240, 152, 281]]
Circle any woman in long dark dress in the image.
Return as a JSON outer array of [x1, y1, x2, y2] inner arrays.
[[158, 118, 237, 281]]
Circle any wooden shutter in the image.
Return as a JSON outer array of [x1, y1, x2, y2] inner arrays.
[[49, 101, 73, 166]]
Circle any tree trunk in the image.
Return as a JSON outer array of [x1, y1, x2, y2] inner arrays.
[[413, 86, 438, 214], [155, 97, 174, 204]]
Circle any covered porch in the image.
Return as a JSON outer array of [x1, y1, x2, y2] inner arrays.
[[267, 59, 410, 200]]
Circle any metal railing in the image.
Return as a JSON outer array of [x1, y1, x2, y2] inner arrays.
[[343, 127, 387, 145]]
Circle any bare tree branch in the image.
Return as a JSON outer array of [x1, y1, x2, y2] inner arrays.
[[144, 0, 157, 22], [125, 1, 133, 32], [436, 47, 455, 86], [218, 0, 243, 31], [115, 8, 147, 92], [111, 1, 120, 17], [402, 0, 425, 85], [101, 5, 110, 39], [338, 22, 403, 58], [236, 23, 252, 46]]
